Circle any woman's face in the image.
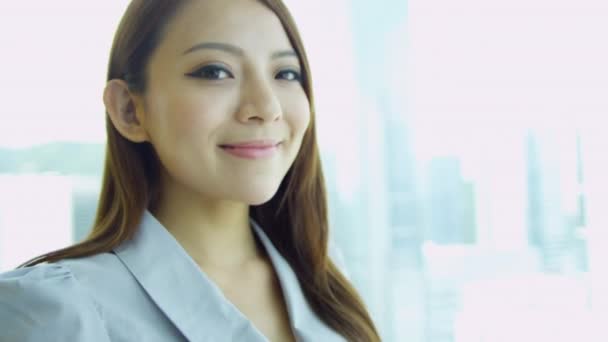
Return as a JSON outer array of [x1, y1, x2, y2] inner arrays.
[[139, 0, 310, 205]]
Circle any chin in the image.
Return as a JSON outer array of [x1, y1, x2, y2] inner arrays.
[[236, 181, 283, 206]]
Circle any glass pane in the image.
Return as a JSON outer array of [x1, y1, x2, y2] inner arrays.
[[1, 1, 607, 341]]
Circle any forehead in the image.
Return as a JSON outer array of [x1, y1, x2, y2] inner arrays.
[[160, 0, 293, 54]]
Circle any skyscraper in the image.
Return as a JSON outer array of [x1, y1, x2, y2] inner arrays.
[[424, 158, 477, 245], [526, 129, 589, 273]]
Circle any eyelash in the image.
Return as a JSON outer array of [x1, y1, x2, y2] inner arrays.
[[187, 64, 302, 82]]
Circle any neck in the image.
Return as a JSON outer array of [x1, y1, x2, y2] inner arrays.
[[151, 176, 263, 270]]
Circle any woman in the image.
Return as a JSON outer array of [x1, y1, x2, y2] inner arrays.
[[0, 0, 380, 341]]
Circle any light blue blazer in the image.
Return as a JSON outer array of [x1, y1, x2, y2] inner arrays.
[[0, 210, 347, 342]]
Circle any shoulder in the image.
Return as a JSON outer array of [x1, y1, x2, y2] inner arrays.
[[0, 263, 83, 310], [0, 262, 111, 341]]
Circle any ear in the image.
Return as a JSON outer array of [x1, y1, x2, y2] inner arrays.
[[103, 79, 150, 143]]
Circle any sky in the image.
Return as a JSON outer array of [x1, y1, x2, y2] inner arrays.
[[0, 1, 129, 148]]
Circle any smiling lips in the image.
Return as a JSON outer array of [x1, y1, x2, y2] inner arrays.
[[219, 140, 281, 159]]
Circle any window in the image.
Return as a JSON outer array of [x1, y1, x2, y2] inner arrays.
[[1, 1, 607, 341]]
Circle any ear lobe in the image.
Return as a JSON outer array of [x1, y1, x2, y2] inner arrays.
[[103, 79, 150, 143]]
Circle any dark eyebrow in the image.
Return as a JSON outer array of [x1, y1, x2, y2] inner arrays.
[[271, 50, 298, 59], [183, 42, 297, 60], [183, 42, 243, 56]]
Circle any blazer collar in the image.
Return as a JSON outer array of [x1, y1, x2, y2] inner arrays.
[[112, 210, 344, 342]]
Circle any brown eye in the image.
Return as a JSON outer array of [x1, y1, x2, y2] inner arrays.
[[276, 69, 301, 82], [187, 65, 234, 80]]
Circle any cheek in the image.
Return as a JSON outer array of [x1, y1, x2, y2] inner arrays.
[[146, 93, 218, 143], [168, 101, 207, 136], [285, 95, 311, 136]]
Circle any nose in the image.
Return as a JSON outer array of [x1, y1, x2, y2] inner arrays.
[[236, 75, 282, 124]]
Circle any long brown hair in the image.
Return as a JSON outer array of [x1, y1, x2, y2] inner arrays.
[[19, 0, 380, 340]]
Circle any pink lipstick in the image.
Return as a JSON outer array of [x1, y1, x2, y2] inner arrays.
[[219, 141, 281, 159]]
